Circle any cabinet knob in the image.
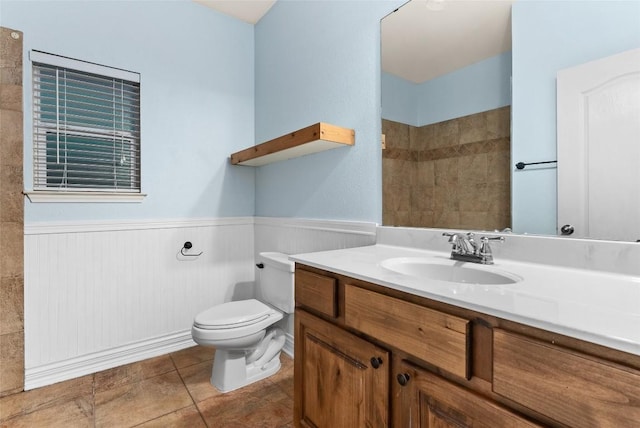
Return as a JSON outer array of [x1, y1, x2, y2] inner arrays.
[[397, 373, 411, 386], [370, 357, 383, 369]]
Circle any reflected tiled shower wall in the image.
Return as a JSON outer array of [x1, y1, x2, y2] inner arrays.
[[0, 27, 24, 396], [383, 107, 511, 230]]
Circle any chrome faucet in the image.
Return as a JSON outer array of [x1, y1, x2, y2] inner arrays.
[[443, 232, 504, 264]]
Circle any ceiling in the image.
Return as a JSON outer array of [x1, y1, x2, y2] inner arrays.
[[194, 0, 276, 24], [194, 0, 515, 84], [382, 0, 515, 83]]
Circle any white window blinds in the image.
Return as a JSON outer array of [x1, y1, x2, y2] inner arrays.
[[31, 51, 141, 193]]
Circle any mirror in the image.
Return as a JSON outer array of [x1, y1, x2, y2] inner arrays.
[[381, 0, 640, 241]]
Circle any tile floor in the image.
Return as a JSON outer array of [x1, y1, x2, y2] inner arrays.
[[0, 346, 294, 427]]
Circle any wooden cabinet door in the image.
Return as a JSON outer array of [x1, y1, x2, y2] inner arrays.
[[294, 310, 389, 428], [394, 360, 541, 428]]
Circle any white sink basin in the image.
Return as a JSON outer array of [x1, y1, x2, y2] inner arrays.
[[380, 257, 522, 285]]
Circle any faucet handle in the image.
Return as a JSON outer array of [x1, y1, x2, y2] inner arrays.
[[478, 236, 504, 262], [443, 232, 465, 253], [442, 232, 459, 244], [481, 235, 505, 243], [480, 235, 505, 250]]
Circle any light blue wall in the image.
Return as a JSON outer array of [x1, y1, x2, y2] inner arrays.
[[416, 51, 511, 126], [511, 0, 640, 235], [254, 0, 404, 222], [381, 71, 418, 126], [1, 0, 255, 223], [382, 51, 511, 127]]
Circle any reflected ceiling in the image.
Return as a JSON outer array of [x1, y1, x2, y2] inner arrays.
[[382, 0, 515, 83]]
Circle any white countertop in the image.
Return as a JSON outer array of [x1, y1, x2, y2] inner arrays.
[[290, 244, 640, 356]]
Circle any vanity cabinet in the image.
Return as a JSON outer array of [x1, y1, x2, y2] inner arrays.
[[493, 329, 640, 427], [295, 309, 389, 427], [293, 264, 640, 428]]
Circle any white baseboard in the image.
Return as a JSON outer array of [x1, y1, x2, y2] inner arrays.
[[283, 332, 294, 358], [26, 329, 294, 390], [25, 330, 196, 390]]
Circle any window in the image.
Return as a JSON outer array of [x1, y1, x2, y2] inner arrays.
[[31, 51, 141, 199]]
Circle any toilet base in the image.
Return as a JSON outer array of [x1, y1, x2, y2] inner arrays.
[[211, 327, 285, 393]]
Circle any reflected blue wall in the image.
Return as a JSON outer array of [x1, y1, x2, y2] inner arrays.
[[511, 0, 640, 235], [382, 51, 511, 127]]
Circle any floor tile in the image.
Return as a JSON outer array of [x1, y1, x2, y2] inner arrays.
[[177, 360, 220, 404], [1, 348, 294, 427], [134, 405, 206, 428], [95, 355, 175, 392], [95, 371, 192, 428], [197, 381, 291, 427], [0, 375, 93, 422], [267, 354, 294, 398], [170, 345, 213, 369], [232, 393, 293, 428], [0, 395, 93, 428]]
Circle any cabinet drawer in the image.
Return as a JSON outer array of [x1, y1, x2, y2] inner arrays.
[[295, 269, 337, 318], [396, 360, 542, 428], [345, 284, 470, 379], [493, 329, 640, 427]]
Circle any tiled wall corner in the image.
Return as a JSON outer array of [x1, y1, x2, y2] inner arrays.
[[0, 26, 24, 396], [382, 106, 511, 230]]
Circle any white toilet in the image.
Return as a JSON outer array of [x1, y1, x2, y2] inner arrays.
[[191, 252, 294, 393]]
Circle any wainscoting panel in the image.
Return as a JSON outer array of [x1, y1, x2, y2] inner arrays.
[[24, 216, 377, 389], [254, 217, 377, 256], [24, 217, 254, 389], [254, 217, 377, 353]]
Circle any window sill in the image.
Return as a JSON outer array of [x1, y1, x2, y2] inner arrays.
[[24, 191, 147, 203]]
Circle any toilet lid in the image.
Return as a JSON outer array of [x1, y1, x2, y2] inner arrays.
[[194, 299, 274, 330]]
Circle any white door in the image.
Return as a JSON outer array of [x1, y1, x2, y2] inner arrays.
[[557, 48, 640, 241]]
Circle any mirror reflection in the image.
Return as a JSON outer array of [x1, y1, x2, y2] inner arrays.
[[381, 0, 640, 241], [381, 0, 513, 231]]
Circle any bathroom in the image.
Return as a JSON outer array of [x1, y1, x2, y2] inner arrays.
[[1, 0, 639, 426]]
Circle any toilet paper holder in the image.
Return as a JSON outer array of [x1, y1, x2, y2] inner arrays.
[[181, 241, 203, 257]]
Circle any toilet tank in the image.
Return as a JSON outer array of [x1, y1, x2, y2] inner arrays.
[[258, 252, 295, 314]]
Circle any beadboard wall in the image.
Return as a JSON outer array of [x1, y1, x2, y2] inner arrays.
[[254, 217, 377, 355], [254, 217, 377, 256], [23, 217, 377, 389], [23, 217, 255, 389]]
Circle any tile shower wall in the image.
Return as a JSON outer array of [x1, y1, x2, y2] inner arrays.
[[0, 27, 24, 396], [382, 106, 511, 230]]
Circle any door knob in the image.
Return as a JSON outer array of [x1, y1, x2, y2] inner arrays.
[[370, 357, 383, 369], [397, 373, 411, 386], [560, 224, 575, 235]]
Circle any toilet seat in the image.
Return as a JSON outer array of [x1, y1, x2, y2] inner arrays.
[[194, 299, 273, 330]]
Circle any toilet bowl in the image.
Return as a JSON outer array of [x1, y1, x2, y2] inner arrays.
[[191, 252, 294, 393]]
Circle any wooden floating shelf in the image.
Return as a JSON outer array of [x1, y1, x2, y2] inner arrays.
[[230, 122, 355, 166]]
